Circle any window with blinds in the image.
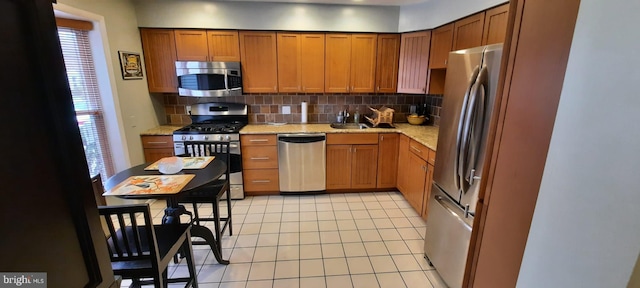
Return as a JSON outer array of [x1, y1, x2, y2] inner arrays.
[[57, 23, 114, 180]]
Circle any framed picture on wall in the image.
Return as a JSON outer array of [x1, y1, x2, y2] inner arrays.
[[118, 51, 144, 80]]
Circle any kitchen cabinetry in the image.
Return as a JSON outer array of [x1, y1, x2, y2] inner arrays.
[[325, 34, 377, 93], [277, 33, 325, 93], [482, 4, 510, 45], [453, 12, 486, 50], [326, 133, 379, 190], [397, 31, 431, 94], [429, 23, 454, 69], [174, 30, 241, 62], [396, 134, 410, 192], [140, 29, 178, 93], [398, 138, 437, 216], [376, 133, 399, 189], [375, 34, 401, 93], [239, 31, 278, 93], [141, 135, 174, 163], [241, 134, 279, 194]]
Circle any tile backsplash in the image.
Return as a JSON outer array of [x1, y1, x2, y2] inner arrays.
[[163, 93, 443, 126]]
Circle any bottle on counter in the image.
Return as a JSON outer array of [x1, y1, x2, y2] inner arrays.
[[354, 107, 360, 124]]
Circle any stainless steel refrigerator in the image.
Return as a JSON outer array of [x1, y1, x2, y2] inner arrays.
[[424, 44, 503, 288]]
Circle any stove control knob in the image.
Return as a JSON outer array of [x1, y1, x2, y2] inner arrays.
[[181, 136, 186, 141], [203, 136, 209, 140], [225, 135, 231, 141], [189, 136, 194, 140], [218, 136, 224, 141]]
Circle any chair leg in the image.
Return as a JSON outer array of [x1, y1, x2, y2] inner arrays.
[[154, 271, 165, 288], [212, 198, 222, 246], [225, 187, 232, 236], [183, 237, 199, 288], [192, 202, 199, 226]]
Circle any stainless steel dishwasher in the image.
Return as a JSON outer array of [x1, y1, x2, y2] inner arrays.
[[278, 133, 326, 193]]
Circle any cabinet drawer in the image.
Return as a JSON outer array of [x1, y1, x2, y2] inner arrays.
[[241, 134, 277, 146], [409, 140, 430, 161], [327, 133, 379, 145], [242, 146, 278, 169], [243, 169, 279, 192], [428, 149, 437, 165], [141, 135, 174, 148]]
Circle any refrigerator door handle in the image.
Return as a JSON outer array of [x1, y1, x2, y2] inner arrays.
[[466, 67, 488, 187], [455, 65, 480, 193], [434, 194, 473, 226]]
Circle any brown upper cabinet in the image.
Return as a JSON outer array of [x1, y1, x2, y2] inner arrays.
[[397, 31, 431, 94], [277, 33, 325, 93], [482, 4, 510, 45], [174, 30, 240, 62], [140, 28, 178, 93], [429, 23, 454, 69], [375, 34, 401, 93], [453, 12, 486, 50], [239, 31, 278, 93], [325, 34, 377, 93]]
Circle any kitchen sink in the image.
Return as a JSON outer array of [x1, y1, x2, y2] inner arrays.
[[330, 123, 369, 129]]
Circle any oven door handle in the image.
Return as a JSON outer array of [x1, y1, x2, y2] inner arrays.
[[230, 143, 239, 149]]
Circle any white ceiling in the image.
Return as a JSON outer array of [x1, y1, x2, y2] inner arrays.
[[217, 0, 429, 6]]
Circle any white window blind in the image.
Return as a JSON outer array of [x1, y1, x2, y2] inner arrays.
[[57, 24, 114, 180]]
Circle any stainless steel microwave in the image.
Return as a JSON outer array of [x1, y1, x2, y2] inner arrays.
[[175, 61, 242, 97]]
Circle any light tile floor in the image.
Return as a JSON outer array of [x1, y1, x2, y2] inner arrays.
[[121, 191, 447, 288]]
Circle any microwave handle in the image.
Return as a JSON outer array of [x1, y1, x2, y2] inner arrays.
[[224, 70, 229, 92]]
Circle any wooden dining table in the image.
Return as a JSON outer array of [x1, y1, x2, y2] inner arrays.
[[104, 158, 230, 265]]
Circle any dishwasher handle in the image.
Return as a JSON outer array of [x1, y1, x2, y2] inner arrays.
[[278, 134, 326, 144]]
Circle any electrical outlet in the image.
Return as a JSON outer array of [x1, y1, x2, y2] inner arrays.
[[282, 106, 291, 114]]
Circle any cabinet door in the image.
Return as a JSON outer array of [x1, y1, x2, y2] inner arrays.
[[350, 34, 377, 93], [325, 34, 351, 93], [397, 31, 431, 94], [406, 152, 427, 214], [207, 30, 240, 61], [140, 29, 178, 93], [277, 33, 302, 92], [375, 34, 400, 93], [421, 163, 434, 220], [239, 31, 278, 93], [377, 133, 399, 188], [326, 145, 352, 189], [396, 134, 410, 194], [351, 145, 379, 189], [174, 30, 209, 61], [143, 148, 174, 163], [300, 34, 325, 93], [429, 23, 454, 69], [453, 12, 486, 50], [482, 4, 510, 45]]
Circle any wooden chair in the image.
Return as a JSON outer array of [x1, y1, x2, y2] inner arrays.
[[178, 141, 233, 251], [98, 204, 198, 288], [91, 174, 107, 206]]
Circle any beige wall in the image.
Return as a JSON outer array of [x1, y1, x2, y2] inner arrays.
[[56, 0, 165, 168], [398, 0, 507, 32], [133, 0, 399, 32]]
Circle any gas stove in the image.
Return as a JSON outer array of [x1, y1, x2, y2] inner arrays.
[[172, 102, 248, 143], [172, 102, 248, 200]]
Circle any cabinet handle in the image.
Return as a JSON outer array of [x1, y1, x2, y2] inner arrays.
[[381, 135, 384, 141], [410, 146, 422, 154], [252, 180, 271, 183], [147, 141, 168, 144], [445, 59, 448, 65], [377, 86, 380, 92], [274, 86, 277, 91], [249, 139, 269, 142], [422, 87, 426, 92], [250, 157, 270, 160]]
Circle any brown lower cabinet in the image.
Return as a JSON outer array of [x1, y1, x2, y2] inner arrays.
[[397, 135, 437, 216], [326, 133, 379, 190], [377, 133, 399, 188], [241, 134, 279, 194], [141, 135, 174, 162]]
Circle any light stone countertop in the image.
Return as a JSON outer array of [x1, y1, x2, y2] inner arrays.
[[140, 125, 184, 136], [240, 123, 439, 151]]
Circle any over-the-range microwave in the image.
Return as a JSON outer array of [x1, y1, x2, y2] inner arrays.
[[175, 61, 242, 97]]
